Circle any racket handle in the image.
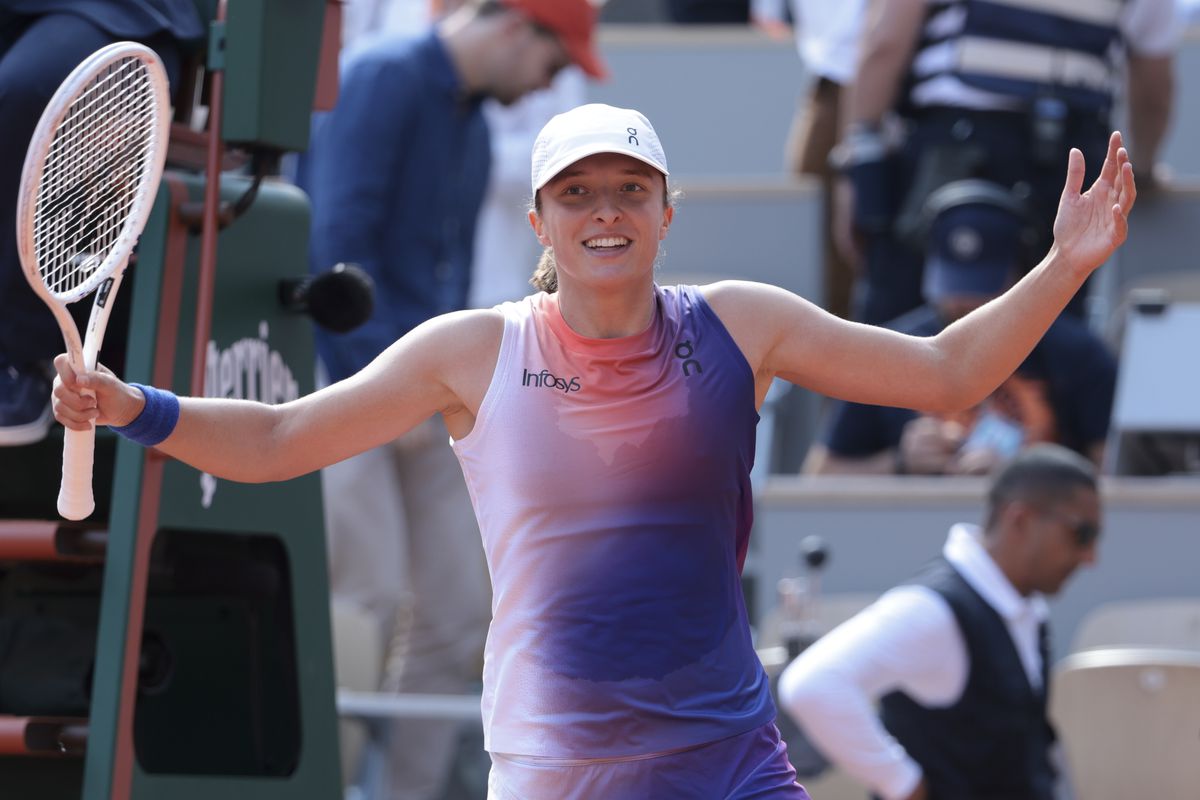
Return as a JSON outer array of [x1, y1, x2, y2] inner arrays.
[[59, 425, 97, 520]]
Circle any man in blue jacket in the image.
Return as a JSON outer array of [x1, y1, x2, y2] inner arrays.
[[299, 1, 604, 796]]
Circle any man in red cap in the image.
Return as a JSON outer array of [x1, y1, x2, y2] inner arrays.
[[498, 0, 607, 81], [297, 1, 604, 797]]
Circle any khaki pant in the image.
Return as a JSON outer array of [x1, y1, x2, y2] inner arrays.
[[323, 417, 491, 800]]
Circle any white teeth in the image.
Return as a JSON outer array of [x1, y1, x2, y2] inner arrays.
[[585, 237, 629, 248]]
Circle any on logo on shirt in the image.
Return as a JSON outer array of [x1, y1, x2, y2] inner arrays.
[[675, 340, 703, 377]]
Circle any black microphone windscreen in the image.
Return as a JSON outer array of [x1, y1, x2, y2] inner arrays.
[[305, 263, 374, 333]]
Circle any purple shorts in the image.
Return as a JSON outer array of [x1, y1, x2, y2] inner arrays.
[[487, 722, 811, 800]]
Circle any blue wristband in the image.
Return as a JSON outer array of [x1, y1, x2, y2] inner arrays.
[[110, 384, 180, 447]]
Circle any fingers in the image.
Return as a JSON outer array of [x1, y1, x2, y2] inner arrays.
[[1118, 160, 1137, 216], [1097, 131, 1123, 188], [1107, 155, 1135, 245], [52, 374, 99, 430], [1062, 147, 1085, 199], [1110, 202, 1128, 244], [52, 353, 100, 430], [53, 354, 115, 393], [53, 353, 85, 390]]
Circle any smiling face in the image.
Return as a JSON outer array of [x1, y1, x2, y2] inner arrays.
[[528, 152, 673, 293]]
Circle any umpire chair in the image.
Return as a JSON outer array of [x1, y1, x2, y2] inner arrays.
[[0, 2, 348, 798]]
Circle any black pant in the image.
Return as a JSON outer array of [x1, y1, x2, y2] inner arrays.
[[0, 11, 185, 372]]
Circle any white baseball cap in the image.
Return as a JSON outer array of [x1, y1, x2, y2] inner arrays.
[[530, 103, 669, 194]]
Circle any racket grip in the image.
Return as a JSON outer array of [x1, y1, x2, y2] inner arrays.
[[59, 425, 97, 520]]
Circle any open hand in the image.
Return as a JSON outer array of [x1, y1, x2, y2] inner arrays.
[[1050, 131, 1137, 275]]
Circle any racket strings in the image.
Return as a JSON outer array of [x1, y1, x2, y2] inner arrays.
[[34, 56, 162, 300]]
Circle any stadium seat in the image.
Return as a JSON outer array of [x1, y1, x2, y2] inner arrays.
[[1071, 598, 1200, 653], [1104, 297, 1200, 475], [1102, 272, 1200, 349], [1050, 648, 1200, 800]]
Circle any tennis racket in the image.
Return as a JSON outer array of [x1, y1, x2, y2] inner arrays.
[[17, 42, 171, 521]]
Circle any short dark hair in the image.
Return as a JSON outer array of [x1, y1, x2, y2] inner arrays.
[[985, 444, 1098, 529]]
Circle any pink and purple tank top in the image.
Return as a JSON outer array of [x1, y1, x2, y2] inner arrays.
[[451, 284, 773, 760]]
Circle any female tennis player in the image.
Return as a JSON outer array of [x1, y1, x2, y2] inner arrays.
[[53, 103, 1135, 799]]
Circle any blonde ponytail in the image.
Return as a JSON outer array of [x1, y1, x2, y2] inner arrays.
[[530, 247, 558, 293]]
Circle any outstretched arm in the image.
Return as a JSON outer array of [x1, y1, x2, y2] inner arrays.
[[921, 131, 1134, 405], [710, 132, 1135, 412], [52, 310, 502, 483]]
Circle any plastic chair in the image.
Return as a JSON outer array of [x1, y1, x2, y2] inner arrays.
[[1050, 647, 1200, 800]]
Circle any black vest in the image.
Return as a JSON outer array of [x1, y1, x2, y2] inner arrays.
[[879, 558, 1057, 800]]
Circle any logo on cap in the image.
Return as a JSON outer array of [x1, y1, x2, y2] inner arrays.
[[948, 226, 983, 261], [530, 104, 670, 193]]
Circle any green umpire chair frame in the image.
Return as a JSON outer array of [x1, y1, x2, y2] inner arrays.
[[0, 0, 344, 797]]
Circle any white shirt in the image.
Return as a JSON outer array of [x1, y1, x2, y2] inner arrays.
[[777, 524, 1050, 800], [750, 0, 867, 84], [468, 69, 587, 309]]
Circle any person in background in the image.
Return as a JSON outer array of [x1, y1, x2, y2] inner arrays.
[[833, 0, 1177, 325], [469, 67, 589, 309], [0, 0, 203, 446], [751, 0, 867, 319], [780, 443, 1102, 800], [298, 2, 605, 797], [803, 197, 1117, 476], [442, 0, 596, 310]]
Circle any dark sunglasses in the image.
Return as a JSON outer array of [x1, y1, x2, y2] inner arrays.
[[1043, 509, 1101, 546]]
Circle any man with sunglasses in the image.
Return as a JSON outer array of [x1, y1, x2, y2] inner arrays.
[[778, 444, 1100, 800]]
